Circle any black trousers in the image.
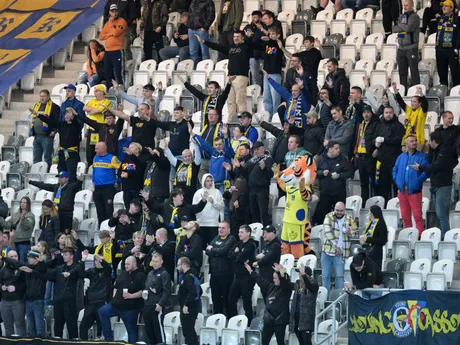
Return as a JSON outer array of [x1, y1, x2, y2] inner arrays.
[[357, 155, 376, 205], [86, 135, 96, 167], [210, 274, 233, 315], [54, 298, 78, 339], [94, 185, 115, 226], [217, 28, 234, 61], [396, 47, 420, 90], [249, 187, 270, 226], [422, 7, 438, 35], [199, 226, 218, 247], [79, 301, 105, 340], [262, 323, 286, 345], [144, 30, 165, 62], [104, 49, 124, 90], [436, 49, 460, 87], [123, 189, 139, 210], [58, 212, 73, 232], [295, 329, 313, 345], [143, 306, 165, 345], [180, 305, 199, 345], [376, 161, 397, 203], [228, 274, 255, 324], [315, 189, 346, 224], [58, 150, 80, 183]]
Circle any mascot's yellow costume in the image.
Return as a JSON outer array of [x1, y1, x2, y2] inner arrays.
[[275, 155, 317, 258]]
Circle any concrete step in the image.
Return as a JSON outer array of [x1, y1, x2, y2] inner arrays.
[[41, 77, 72, 85], [65, 61, 85, 71], [1, 110, 24, 120], [72, 54, 86, 63], [9, 102, 35, 111]]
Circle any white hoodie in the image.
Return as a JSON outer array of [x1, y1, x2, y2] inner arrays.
[[192, 173, 224, 227]]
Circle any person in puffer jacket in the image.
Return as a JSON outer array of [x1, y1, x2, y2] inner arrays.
[[245, 262, 292, 345], [187, 0, 216, 65], [0, 250, 26, 336], [193, 173, 225, 245]]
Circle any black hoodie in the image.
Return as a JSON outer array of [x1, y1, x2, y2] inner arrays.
[[373, 115, 405, 164], [323, 68, 350, 111], [0, 257, 26, 301], [350, 253, 383, 290], [79, 260, 112, 304], [144, 148, 170, 200], [257, 237, 282, 281], [315, 152, 354, 194], [176, 233, 203, 277], [229, 238, 256, 276], [420, 144, 456, 188]]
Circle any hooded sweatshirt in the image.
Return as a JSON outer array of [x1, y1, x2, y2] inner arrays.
[[192, 174, 225, 227]]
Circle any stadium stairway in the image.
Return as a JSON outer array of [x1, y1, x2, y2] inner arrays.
[[0, 44, 86, 137]]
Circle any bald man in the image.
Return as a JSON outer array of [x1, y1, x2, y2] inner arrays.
[[98, 255, 146, 343], [0, 250, 26, 336], [92, 141, 121, 226], [320, 202, 357, 296]]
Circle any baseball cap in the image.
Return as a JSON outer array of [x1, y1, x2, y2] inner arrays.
[[110, 4, 119, 10], [238, 111, 252, 119], [181, 215, 190, 222], [28, 250, 41, 258], [253, 141, 264, 149], [64, 84, 77, 91], [56, 171, 70, 178], [441, 0, 454, 7], [94, 84, 107, 94], [264, 225, 276, 233], [362, 105, 373, 113]]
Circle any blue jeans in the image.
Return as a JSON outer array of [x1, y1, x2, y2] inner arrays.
[[98, 302, 138, 343], [33, 135, 54, 167], [263, 74, 282, 120], [26, 300, 46, 337], [321, 252, 345, 296], [432, 185, 452, 236], [188, 29, 210, 66], [250, 58, 263, 87], [159, 46, 190, 61], [79, 72, 103, 87], [45, 281, 54, 305], [15, 243, 30, 264]]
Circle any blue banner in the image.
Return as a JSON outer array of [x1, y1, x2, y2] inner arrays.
[[0, 0, 106, 95], [348, 290, 460, 345], [0, 337, 128, 345]]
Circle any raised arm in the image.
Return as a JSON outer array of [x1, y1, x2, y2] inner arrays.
[[105, 106, 132, 124]]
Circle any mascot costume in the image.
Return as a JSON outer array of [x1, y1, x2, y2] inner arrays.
[[275, 155, 317, 258]]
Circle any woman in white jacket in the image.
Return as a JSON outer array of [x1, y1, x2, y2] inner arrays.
[[193, 173, 224, 245]]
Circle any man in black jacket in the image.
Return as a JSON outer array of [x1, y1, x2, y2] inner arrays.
[[98, 256, 146, 343], [79, 252, 112, 340], [143, 146, 170, 202], [27, 172, 83, 232], [0, 250, 26, 336], [435, 111, 460, 158], [46, 247, 80, 339], [243, 141, 274, 226], [345, 252, 383, 297], [143, 252, 172, 345], [253, 225, 281, 286], [198, 30, 251, 116], [228, 225, 256, 323], [18, 250, 47, 338], [345, 86, 366, 128], [178, 257, 200, 345], [415, 131, 456, 236], [206, 221, 237, 315], [373, 106, 405, 202], [315, 141, 354, 223], [175, 221, 203, 276], [352, 106, 379, 205], [36, 107, 82, 182], [304, 111, 325, 157], [0, 193, 8, 231], [144, 228, 175, 278], [323, 58, 350, 111], [188, 0, 215, 66]]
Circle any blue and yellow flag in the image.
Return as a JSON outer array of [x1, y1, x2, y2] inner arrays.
[[0, 0, 106, 95]]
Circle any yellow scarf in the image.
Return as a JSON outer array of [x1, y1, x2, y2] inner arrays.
[[174, 162, 193, 187], [30, 100, 52, 134], [95, 242, 113, 263], [144, 162, 156, 187], [201, 123, 222, 148], [169, 206, 178, 228], [356, 121, 369, 154], [365, 219, 379, 246]]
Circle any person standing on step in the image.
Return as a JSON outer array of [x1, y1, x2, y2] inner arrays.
[[215, 0, 244, 61], [140, 0, 169, 62], [178, 257, 200, 345]]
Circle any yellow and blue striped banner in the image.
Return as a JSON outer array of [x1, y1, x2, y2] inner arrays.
[[0, 0, 106, 95]]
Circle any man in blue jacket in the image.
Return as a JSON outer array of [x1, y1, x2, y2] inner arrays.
[[392, 135, 429, 237], [193, 123, 234, 220], [60, 84, 85, 122], [263, 65, 312, 129]]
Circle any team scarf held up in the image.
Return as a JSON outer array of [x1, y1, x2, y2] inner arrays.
[[365, 219, 379, 246], [30, 100, 52, 135], [201, 96, 218, 129], [144, 162, 156, 188], [174, 162, 193, 187]]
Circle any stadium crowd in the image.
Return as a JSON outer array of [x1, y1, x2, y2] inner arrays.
[[1, 0, 460, 344]]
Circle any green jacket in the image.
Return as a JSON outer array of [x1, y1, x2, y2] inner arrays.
[[216, 0, 244, 32], [0, 211, 35, 243]]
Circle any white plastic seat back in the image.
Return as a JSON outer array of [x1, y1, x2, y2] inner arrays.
[[414, 241, 433, 261], [366, 33, 384, 51], [345, 33, 364, 49], [410, 258, 432, 281], [350, 20, 367, 36], [205, 313, 227, 337], [17, 188, 34, 201], [164, 311, 181, 337], [316, 286, 328, 311], [139, 59, 157, 77], [335, 9, 354, 25], [398, 227, 419, 249], [364, 196, 385, 209], [407, 84, 427, 97], [249, 222, 263, 241], [345, 196, 362, 220], [438, 242, 457, 263], [376, 59, 395, 77], [158, 59, 176, 79], [291, 254, 318, 282], [427, 273, 446, 291], [227, 315, 248, 339], [1, 187, 15, 208], [74, 190, 93, 211], [310, 225, 324, 245], [311, 21, 327, 38], [196, 59, 215, 77], [354, 59, 374, 76], [222, 329, 240, 345], [387, 226, 396, 251], [35, 189, 54, 202], [177, 59, 194, 76], [280, 254, 295, 275], [285, 34, 304, 51], [392, 240, 411, 261], [421, 227, 441, 250], [404, 272, 423, 289], [355, 8, 373, 26], [165, 84, 184, 105], [30, 162, 48, 176], [316, 9, 334, 26], [432, 259, 454, 285]]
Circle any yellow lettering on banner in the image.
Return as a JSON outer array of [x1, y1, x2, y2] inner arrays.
[[15, 11, 81, 40], [0, 0, 16, 12], [9, 0, 58, 11], [0, 48, 29, 65], [0, 12, 31, 37]]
